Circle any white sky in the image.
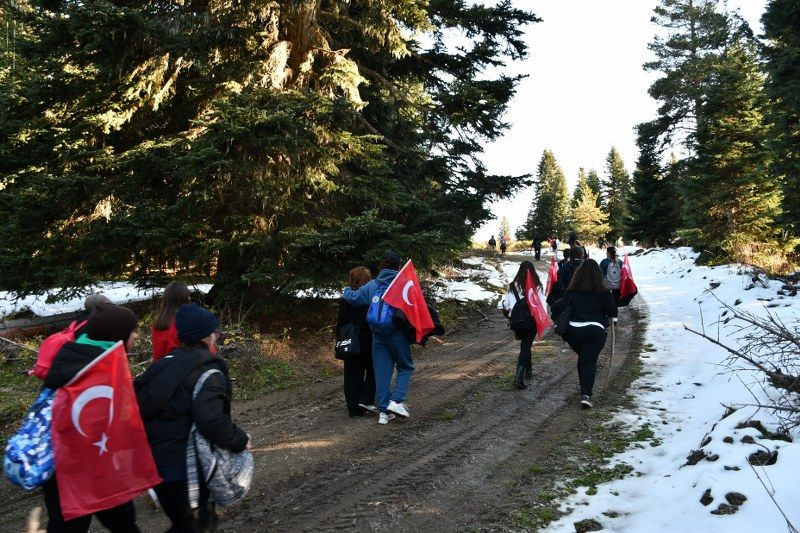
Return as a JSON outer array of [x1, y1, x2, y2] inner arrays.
[[474, 0, 769, 242]]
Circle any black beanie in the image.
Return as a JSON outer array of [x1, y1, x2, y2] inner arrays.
[[175, 303, 219, 344], [85, 304, 138, 343]]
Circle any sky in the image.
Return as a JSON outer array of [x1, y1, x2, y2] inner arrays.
[[474, 0, 769, 242]]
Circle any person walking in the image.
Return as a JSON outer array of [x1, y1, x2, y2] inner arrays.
[[342, 252, 413, 425], [488, 235, 497, 252], [500, 261, 544, 389], [151, 281, 192, 361], [532, 238, 542, 261], [499, 238, 507, 256], [551, 259, 617, 409], [135, 303, 249, 532], [600, 246, 624, 296], [336, 267, 377, 416], [43, 304, 142, 533], [548, 247, 583, 306], [568, 231, 577, 247]]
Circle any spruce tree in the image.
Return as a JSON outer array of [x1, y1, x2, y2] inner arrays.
[[762, 0, 800, 245], [602, 147, 630, 240], [626, 122, 680, 246], [518, 150, 570, 240], [499, 216, 511, 242], [586, 169, 602, 207], [572, 180, 609, 244], [571, 168, 588, 210]]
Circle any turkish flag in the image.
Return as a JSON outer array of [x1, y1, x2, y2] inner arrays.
[[51, 342, 161, 520], [383, 260, 435, 343], [526, 270, 553, 340], [620, 255, 638, 299], [545, 256, 558, 296]]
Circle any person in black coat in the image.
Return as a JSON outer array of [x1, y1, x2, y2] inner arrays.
[[43, 304, 141, 533], [551, 259, 617, 409], [532, 238, 542, 261], [135, 303, 249, 532], [336, 266, 376, 416]]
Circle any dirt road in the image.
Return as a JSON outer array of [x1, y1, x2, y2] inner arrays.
[[2, 257, 647, 532]]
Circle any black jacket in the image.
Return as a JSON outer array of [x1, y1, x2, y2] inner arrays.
[[44, 341, 105, 389], [134, 347, 248, 481], [551, 290, 618, 327], [336, 298, 372, 359]]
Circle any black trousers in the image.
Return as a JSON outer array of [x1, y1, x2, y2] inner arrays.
[[343, 352, 376, 416], [564, 325, 608, 396], [153, 479, 217, 533], [43, 476, 139, 533], [517, 329, 535, 369], [534, 249, 541, 261]]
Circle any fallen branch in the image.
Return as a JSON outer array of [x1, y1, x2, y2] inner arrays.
[[0, 336, 37, 353]]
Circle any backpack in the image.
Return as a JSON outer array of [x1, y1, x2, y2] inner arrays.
[[334, 322, 361, 359], [605, 260, 622, 290], [509, 286, 536, 334], [187, 369, 253, 509], [366, 283, 397, 336], [30, 320, 87, 380], [4, 388, 55, 490]]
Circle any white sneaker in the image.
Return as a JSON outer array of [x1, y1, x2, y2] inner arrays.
[[378, 412, 395, 425], [358, 403, 379, 414], [387, 400, 410, 418]]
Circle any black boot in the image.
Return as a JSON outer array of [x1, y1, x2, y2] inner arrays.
[[514, 365, 527, 389]]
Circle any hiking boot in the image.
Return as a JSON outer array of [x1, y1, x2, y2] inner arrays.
[[358, 403, 379, 414], [378, 412, 396, 425], [387, 401, 410, 418], [580, 395, 593, 409], [514, 365, 527, 390]]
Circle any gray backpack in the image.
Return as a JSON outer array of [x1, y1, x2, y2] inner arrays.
[[186, 369, 253, 509], [605, 260, 622, 290]]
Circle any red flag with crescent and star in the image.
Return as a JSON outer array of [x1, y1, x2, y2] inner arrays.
[[382, 260, 435, 343], [526, 270, 553, 340], [51, 341, 161, 520], [545, 256, 558, 296]]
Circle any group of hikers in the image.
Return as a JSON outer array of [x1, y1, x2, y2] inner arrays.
[[487, 235, 509, 256]]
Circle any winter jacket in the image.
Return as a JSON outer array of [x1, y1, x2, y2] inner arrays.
[[44, 338, 111, 390], [151, 321, 180, 361], [551, 290, 618, 328], [134, 347, 248, 481], [336, 298, 373, 360], [342, 269, 398, 310]]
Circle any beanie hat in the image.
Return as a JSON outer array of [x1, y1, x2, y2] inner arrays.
[[84, 293, 111, 312], [383, 251, 403, 270], [175, 303, 219, 344], [85, 304, 138, 343]]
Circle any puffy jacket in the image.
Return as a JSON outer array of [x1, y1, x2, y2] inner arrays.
[[551, 290, 618, 327], [134, 347, 248, 481]]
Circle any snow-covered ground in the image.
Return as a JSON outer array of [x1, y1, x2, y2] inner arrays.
[[546, 247, 800, 532]]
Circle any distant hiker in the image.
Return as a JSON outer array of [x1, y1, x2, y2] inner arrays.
[[500, 262, 545, 389], [152, 281, 192, 361], [499, 238, 507, 256], [575, 240, 589, 260], [488, 235, 497, 252], [551, 260, 618, 409], [600, 246, 624, 296], [615, 236, 624, 248], [136, 303, 251, 532], [336, 266, 377, 417], [568, 231, 577, 247], [550, 238, 557, 254], [29, 293, 110, 379], [43, 304, 143, 532], [342, 252, 413, 425], [532, 238, 542, 261], [597, 237, 605, 249]]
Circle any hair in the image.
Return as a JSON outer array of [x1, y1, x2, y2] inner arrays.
[[563, 248, 571, 260], [83, 293, 111, 312], [570, 247, 584, 260], [155, 281, 192, 330], [607, 246, 618, 261], [568, 259, 607, 293], [349, 266, 372, 290], [510, 260, 542, 291]]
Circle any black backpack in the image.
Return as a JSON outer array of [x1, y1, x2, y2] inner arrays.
[[509, 285, 536, 334]]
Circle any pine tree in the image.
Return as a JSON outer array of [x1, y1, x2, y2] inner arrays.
[[762, 0, 800, 245], [626, 122, 680, 246], [572, 180, 610, 244], [518, 150, 570, 240], [571, 168, 588, 210], [602, 147, 630, 240], [0, 1, 539, 298], [684, 30, 781, 259], [499, 216, 511, 242], [586, 169, 602, 207]]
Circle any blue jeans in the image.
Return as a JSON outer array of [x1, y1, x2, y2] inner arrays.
[[372, 332, 414, 411]]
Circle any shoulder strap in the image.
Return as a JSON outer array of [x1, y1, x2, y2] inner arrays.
[[192, 368, 222, 401], [511, 284, 521, 301]]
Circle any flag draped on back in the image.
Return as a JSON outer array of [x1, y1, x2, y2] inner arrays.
[[383, 260, 435, 343], [620, 255, 637, 299], [545, 257, 558, 296], [525, 270, 553, 339], [51, 342, 161, 520]]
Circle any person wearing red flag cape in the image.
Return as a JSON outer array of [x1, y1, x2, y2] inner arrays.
[[343, 252, 418, 425], [43, 304, 160, 532]]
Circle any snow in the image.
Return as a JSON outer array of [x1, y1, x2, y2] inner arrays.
[[545, 247, 800, 533], [0, 282, 214, 319]]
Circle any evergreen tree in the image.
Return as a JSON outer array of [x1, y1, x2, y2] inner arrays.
[[586, 169, 602, 207], [0, 1, 538, 298], [499, 216, 511, 242], [626, 122, 680, 246], [683, 32, 781, 259], [518, 150, 570, 239], [762, 0, 800, 245], [602, 147, 630, 240], [571, 168, 588, 210], [571, 180, 609, 244]]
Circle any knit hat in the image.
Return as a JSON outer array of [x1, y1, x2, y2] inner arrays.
[[383, 251, 403, 270], [175, 303, 219, 344], [85, 304, 139, 343]]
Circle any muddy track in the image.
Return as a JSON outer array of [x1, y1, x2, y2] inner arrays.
[[2, 257, 648, 532]]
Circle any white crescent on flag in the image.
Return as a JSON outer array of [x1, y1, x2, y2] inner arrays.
[[402, 280, 415, 306], [527, 288, 535, 307], [71, 385, 114, 437]]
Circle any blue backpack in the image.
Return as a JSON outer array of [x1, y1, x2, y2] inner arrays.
[[4, 388, 56, 491], [366, 283, 397, 335]]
